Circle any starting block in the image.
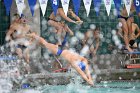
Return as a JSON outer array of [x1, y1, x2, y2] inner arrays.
[[117, 48, 140, 68], [126, 64, 140, 69]]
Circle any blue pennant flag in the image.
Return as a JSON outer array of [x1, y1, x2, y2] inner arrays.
[[51, 0, 59, 16], [72, 0, 81, 15], [93, 0, 102, 16], [113, 0, 121, 15], [28, 0, 37, 16], [134, 0, 140, 14], [4, 0, 13, 15]]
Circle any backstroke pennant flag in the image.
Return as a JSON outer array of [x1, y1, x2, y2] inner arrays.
[[83, 0, 92, 17], [60, 0, 70, 16], [123, 0, 132, 16], [104, 0, 112, 16], [113, 0, 122, 15], [39, 0, 48, 16], [72, 0, 81, 15], [15, 0, 25, 16], [134, 0, 140, 14], [51, 0, 59, 16], [28, 0, 37, 16], [4, 0, 13, 15], [93, 0, 102, 16]]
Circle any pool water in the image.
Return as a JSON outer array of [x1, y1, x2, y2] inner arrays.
[[38, 81, 140, 93]]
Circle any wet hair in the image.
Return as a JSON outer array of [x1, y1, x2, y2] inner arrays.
[[95, 27, 100, 31]]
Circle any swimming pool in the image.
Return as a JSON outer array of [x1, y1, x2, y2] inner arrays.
[[30, 81, 140, 93]]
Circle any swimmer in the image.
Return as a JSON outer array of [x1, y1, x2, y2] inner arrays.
[[5, 14, 31, 63], [26, 33, 94, 86], [118, 17, 140, 48], [48, 2, 83, 44], [118, 2, 139, 52], [81, 27, 100, 57]]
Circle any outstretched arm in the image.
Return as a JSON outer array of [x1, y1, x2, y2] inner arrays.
[[72, 63, 93, 86], [68, 9, 81, 21], [5, 25, 15, 42], [58, 8, 76, 24]]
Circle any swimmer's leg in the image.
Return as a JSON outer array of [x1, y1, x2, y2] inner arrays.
[[16, 48, 23, 58], [62, 32, 68, 46]]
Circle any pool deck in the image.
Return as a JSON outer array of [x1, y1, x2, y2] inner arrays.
[[17, 68, 140, 88]]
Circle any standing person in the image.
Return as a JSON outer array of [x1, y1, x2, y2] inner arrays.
[[117, 2, 137, 52], [48, 4, 83, 45], [26, 33, 94, 86], [81, 27, 100, 57], [118, 17, 140, 48], [5, 14, 31, 63]]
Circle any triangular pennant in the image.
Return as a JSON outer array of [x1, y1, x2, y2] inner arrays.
[[4, 0, 13, 15], [15, 0, 25, 16], [93, 0, 102, 16], [39, 0, 48, 16], [113, 0, 122, 15], [134, 0, 140, 14], [83, 0, 92, 17], [60, 0, 70, 16], [72, 0, 81, 15], [104, 0, 112, 16], [123, 0, 132, 16], [28, 0, 37, 16], [51, 0, 59, 16]]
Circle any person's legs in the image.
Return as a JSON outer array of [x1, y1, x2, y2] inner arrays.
[[127, 17, 133, 36], [48, 20, 63, 33], [16, 48, 23, 58], [119, 18, 133, 52], [63, 24, 74, 36], [48, 20, 63, 44], [23, 48, 30, 63]]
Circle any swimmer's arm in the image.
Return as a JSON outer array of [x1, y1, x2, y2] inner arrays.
[[82, 31, 89, 45], [68, 9, 81, 21], [85, 63, 92, 81], [84, 62, 93, 85], [135, 24, 140, 38], [58, 8, 76, 24], [5, 26, 15, 41], [72, 64, 90, 84], [94, 38, 100, 52]]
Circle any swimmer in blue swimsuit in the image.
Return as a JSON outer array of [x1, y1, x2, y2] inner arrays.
[[26, 33, 94, 86]]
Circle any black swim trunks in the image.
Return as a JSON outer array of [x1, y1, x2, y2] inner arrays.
[[129, 40, 136, 46], [118, 14, 133, 21], [16, 44, 27, 50], [47, 18, 59, 22], [56, 45, 63, 56]]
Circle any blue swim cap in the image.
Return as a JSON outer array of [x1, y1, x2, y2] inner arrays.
[[21, 83, 30, 89], [78, 62, 86, 71]]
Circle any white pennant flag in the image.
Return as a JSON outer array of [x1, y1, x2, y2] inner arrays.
[[123, 0, 132, 16], [39, 0, 48, 16], [15, 0, 25, 16], [61, 0, 70, 16], [104, 0, 112, 16], [83, 0, 92, 17]]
